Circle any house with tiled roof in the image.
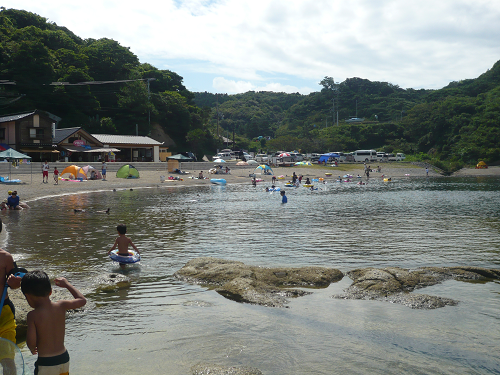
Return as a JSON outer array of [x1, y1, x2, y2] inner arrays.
[[0, 110, 60, 160], [54, 128, 163, 162], [0, 110, 165, 162]]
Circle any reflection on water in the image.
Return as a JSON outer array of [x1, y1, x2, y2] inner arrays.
[[4, 176, 500, 374]]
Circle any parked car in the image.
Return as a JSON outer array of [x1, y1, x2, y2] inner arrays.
[[213, 151, 233, 161], [396, 153, 406, 161], [333, 152, 347, 162], [255, 154, 269, 163], [377, 152, 387, 162], [241, 152, 254, 161]]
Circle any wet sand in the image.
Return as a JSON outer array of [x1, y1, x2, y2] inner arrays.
[[6, 164, 500, 203]]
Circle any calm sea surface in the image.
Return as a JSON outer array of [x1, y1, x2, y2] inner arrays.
[[3, 176, 500, 374]]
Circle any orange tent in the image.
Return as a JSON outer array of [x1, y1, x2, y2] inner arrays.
[[476, 161, 488, 169]]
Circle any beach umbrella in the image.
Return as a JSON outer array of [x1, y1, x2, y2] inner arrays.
[[214, 158, 226, 163], [247, 160, 258, 165], [0, 148, 32, 182], [236, 161, 249, 166], [279, 153, 291, 157], [167, 154, 193, 161]]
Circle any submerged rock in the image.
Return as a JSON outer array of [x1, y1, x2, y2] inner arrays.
[[174, 257, 344, 307], [191, 364, 263, 375], [333, 266, 500, 309]]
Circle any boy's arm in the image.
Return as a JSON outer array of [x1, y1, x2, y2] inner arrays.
[[107, 238, 118, 255], [26, 311, 38, 355], [54, 278, 87, 310], [129, 238, 140, 254]]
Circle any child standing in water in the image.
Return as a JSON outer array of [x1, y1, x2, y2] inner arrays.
[[21, 270, 86, 375], [280, 190, 287, 204], [107, 224, 140, 267]]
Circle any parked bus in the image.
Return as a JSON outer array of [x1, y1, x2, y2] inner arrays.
[[352, 149, 377, 162]]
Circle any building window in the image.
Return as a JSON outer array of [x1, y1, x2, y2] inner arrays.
[[0, 128, 5, 140], [30, 128, 44, 138]]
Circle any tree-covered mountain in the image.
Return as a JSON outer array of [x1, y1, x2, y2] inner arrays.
[[195, 63, 500, 169], [0, 8, 216, 155], [2, 8, 499, 169]]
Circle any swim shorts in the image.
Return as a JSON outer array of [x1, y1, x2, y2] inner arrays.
[[0, 300, 16, 343], [43, 171, 49, 177], [35, 350, 70, 375]]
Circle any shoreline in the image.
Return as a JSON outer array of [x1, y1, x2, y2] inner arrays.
[[3, 164, 499, 203]]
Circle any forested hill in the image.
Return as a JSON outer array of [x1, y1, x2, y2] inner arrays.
[[0, 8, 215, 153], [2, 8, 499, 168], [195, 62, 500, 168]]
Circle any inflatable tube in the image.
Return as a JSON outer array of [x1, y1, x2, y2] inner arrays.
[[325, 173, 332, 176], [109, 249, 141, 264], [210, 178, 226, 185], [284, 183, 294, 187], [303, 184, 314, 188]]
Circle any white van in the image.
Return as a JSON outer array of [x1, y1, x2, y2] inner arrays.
[[213, 151, 232, 161], [352, 150, 377, 162], [396, 153, 406, 161], [376, 152, 386, 162]]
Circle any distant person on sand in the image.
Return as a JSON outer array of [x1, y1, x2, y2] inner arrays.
[[426, 167, 429, 176], [53, 167, 59, 185], [101, 162, 107, 181], [199, 171, 204, 179], [107, 224, 140, 268], [21, 270, 86, 375], [42, 161, 50, 183]]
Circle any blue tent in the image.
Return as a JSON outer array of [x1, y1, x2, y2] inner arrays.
[[318, 153, 339, 163]]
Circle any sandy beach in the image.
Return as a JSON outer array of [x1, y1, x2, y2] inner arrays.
[[5, 163, 500, 204]]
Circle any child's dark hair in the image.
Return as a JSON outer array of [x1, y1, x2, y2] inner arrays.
[[21, 270, 52, 297], [117, 224, 127, 235]]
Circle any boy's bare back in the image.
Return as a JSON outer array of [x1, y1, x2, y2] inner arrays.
[[25, 277, 86, 357], [108, 234, 139, 256]]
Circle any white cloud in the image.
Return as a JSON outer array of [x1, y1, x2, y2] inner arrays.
[[213, 77, 314, 94], [4, 0, 500, 92]]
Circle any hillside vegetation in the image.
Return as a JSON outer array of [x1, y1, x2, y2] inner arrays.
[[1, 8, 499, 170], [0, 8, 215, 154]]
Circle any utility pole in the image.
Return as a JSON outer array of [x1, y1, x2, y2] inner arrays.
[[216, 94, 220, 139], [146, 78, 155, 134]]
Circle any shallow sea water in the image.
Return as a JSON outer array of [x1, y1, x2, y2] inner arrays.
[[3, 176, 500, 374]]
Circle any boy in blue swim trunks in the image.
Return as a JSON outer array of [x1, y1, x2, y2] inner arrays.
[[22, 270, 86, 375]]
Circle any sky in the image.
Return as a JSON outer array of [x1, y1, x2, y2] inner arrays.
[[3, 0, 500, 95]]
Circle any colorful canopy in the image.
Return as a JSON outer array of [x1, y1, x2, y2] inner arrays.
[[254, 165, 274, 175]]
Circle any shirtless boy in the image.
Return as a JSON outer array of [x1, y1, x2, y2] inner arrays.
[[107, 224, 140, 267], [21, 270, 86, 375]]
